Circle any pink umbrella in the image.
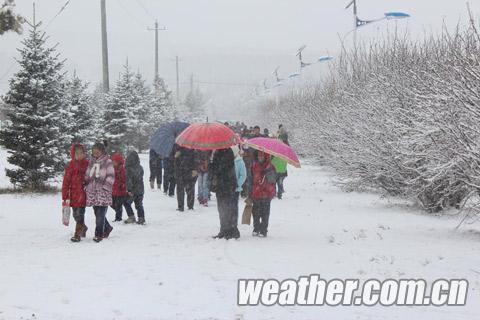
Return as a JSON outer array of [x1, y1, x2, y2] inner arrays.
[[243, 137, 301, 168]]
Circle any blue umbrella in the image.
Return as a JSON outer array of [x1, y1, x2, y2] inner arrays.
[[384, 12, 410, 19], [288, 72, 300, 79], [318, 55, 334, 63], [150, 121, 189, 158]]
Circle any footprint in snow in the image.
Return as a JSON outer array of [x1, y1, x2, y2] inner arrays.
[[327, 235, 336, 244]]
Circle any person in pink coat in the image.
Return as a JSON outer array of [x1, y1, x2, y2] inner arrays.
[[84, 142, 115, 242]]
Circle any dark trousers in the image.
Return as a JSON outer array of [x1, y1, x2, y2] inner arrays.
[[111, 196, 128, 220], [150, 159, 163, 186], [177, 179, 196, 210], [252, 198, 272, 234], [125, 194, 145, 218], [231, 192, 240, 228], [93, 206, 111, 237], [217, 192, 240, 233], [163, 173, 176, 196], [72, 207, 86, 224], [276, 174, 286, 198]]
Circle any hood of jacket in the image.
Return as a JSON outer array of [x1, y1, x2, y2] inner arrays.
[[111, 152, 125, 165], [70, 143, 86, 160], [126, 151, 141, 167]]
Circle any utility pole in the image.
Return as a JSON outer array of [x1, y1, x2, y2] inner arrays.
[[189, 73, 194, 94], [148, 20, 166, 82], [100, 0, 110, 93], [175, 55, 180, 102], [352, 0, 357, 29]]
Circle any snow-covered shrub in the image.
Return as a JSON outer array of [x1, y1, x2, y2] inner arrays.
[[255, 20, 480, 213]]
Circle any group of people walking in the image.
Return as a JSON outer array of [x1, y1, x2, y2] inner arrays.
[[62, 142, 145, 243], [61, 123, 289, 242]]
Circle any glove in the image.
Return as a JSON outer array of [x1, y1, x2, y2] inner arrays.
[[192, 170, 198, 178], [94, 163, 101, 179]]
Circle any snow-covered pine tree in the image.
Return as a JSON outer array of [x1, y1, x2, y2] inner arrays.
[[149, 75, 176, 134], [0, 21, 67, 189], [90, 83, 107, 143], [129, 71, 151, 151], [102, 63, 136, 153], [184, 85, 205, 121], [64, 73, 94, 145], [0, 0, 24, 35]]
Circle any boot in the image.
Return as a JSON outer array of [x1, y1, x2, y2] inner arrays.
[[150, 180, 155, 189], [232, 227, 240, 239], [70, 223, 83, 242], [213, 231, 226, 239], [137, 217, 146, 225], [124, 216, 136, 224], [93, 236, 103, 243], [103, 225, 113, 238], [224, 228, 233, 240], [80, 224, 88, 238]]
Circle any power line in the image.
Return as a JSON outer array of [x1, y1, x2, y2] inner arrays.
[[134, 0, 155, 20], [45, 0, 71, 29], [114, 0, 147, 29]]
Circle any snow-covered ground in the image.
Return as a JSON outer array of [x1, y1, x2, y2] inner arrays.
[[1, 152, 480, 319]]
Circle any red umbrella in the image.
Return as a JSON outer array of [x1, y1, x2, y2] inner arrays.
[[175, 122, 240, 150]]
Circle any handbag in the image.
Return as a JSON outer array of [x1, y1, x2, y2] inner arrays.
[[62, 206, 71, 226], [242, 198, 253, 225]]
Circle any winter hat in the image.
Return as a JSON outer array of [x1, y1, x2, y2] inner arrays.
[[111, 152, 124, 165]]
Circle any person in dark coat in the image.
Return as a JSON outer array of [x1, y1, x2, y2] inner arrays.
[[277, 124, 289, 145], [250, 151, 276, 237], [210, 148, 239, 239], [173, 145, 197, 212], [62, 144, 89, 242], [124, 151, 146, 224], [110, 152, 129, 221], [149, 149, 163, 189], [163, 151, 176, 197]]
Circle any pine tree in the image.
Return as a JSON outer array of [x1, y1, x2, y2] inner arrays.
[[90, 83, 107, 143], [64, 73, 94, 145], [129, 72, 151, 151], [149, 75, 176, 135], [184, 86, 205, 121], [0, 22, 67, 189], [102, 63, 136, 153], [0, 0, 24, 35]]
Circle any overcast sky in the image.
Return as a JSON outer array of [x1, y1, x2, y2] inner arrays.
[[1, 0, 479, 109]]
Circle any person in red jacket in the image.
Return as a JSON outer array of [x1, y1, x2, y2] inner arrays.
[[250, 151, 277, 237], [62, 144, 89, 242], [111, 152, 128, 222]]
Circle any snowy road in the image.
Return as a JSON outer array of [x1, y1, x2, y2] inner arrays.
[[1, 154, 480, 319]]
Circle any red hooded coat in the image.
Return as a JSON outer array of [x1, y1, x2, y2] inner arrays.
[[250, 155, 276, 200], [111, 153, 128, 197], [62, 144, 89, 207]]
